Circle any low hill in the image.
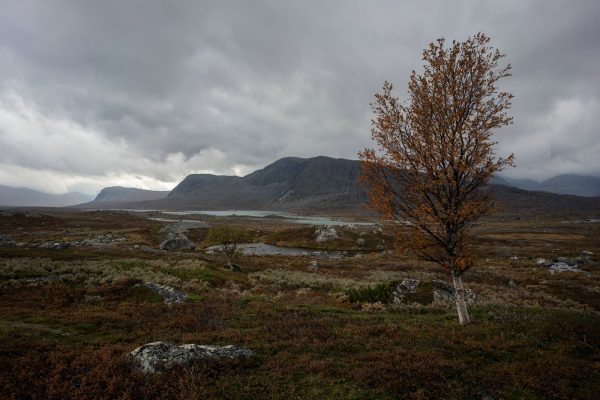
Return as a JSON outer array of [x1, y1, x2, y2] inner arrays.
[[0, 185, 93, 207]]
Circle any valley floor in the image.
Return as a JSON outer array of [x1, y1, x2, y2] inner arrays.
[[0, 209, 599, 399]]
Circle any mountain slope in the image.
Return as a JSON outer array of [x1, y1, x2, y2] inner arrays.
[[93, 186, 169, 203], [0, 185, 93, 207], [499, 174, 600, 197], [157, 156, 366, 211]]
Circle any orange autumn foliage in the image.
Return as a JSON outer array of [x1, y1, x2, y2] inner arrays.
[[360, 33, 514, 276]]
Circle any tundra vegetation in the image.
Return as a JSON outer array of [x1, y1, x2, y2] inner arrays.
[[360, 33, 514, 324], [0, 209, 599, 399]]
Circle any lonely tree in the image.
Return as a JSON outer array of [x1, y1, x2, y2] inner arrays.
[[359, 33, 514, 324]]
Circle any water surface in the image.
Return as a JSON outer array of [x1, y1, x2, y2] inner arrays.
[[163, 210, 372, 226]]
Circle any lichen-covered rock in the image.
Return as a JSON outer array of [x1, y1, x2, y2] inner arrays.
[[129, 342, 254, 373], [314, 226, 338, 242], [432, 279, 476, 304], [391, 279, 420, 304], [141, 282, 188, 304], [159, 232, 196, 251]]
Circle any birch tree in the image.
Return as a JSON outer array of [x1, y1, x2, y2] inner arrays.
[[359, 33, 514, 324]]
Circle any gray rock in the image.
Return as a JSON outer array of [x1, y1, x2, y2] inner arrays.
[[432, 279, 476, 304], [307, 260, 319, 271], [391, 279, 420, 304], [141, 282, 188, 304], [356, 238, 366, 246], [159, 232, 196, 251], [129, 341, 254, 373], [547, 262, 589, 275]]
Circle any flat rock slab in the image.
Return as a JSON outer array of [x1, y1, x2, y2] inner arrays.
[[129, 342, 254, 373], [141, 282, 188, 304]]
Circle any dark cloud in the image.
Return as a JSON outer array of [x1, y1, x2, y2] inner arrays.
[[0, 0, 598, 194]]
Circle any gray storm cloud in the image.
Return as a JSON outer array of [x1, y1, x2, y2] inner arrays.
[[0, 0, 599, 194]]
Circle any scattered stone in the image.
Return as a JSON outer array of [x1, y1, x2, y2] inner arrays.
[[159, 232, 196, 251], [314, 226, 338, 242], [129, 342, 254, 374], [547, 262, 589, 275], [70, 234, 126, 247], [141, 282, 188, 304], [356, 238, 366, 246], [432, 279, 476, 304], [536, 254, 593, 273], [37, 241, 69, 250]]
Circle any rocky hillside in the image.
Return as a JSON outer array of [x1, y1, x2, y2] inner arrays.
[[92, 186, 169, 203]]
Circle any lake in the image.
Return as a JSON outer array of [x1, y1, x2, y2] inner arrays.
[[161, 210, 373, 226]]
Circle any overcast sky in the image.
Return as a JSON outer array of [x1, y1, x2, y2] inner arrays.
[[0, 0, 599, 195]]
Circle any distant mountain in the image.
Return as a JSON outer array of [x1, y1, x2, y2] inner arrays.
[[79, 156, 600, 216], [498, 174, 600, 197], [159, 156, 365, 211], [0, 185, 93, 207]]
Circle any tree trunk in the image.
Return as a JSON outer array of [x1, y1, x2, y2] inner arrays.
[[452, 273, 470, 325]]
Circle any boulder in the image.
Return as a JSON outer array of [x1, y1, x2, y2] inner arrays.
[[391, 279, 420, 304], [129, 342, 254, 374], [159, 233, 196, 251], [356, 238, 366, 246]]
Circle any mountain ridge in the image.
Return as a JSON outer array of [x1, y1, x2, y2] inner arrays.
[[79, 156, 600, 216]]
